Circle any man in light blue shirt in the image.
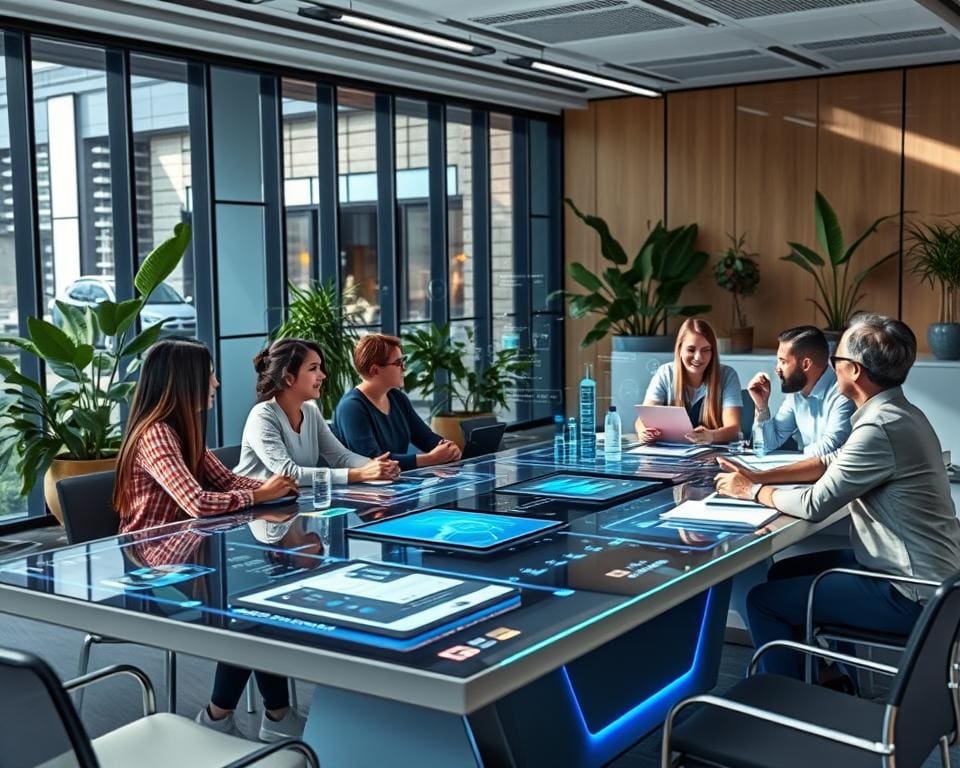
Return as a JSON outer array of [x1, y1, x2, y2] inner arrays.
[[747, 326, 854, 456]]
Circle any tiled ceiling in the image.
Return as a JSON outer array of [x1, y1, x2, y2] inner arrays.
[[5, 0, 960, 113]]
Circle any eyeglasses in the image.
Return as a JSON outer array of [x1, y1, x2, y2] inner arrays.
[[385, 356, 407, 369], [829, 355, 860, 370]]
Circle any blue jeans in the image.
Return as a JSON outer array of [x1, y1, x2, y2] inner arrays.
[[746, 549, 923, 679]]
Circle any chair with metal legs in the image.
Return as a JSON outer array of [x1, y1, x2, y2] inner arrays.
[[57, 469, 179, 714], [803, 567, 939, 685], [661, 570, 960, 768]]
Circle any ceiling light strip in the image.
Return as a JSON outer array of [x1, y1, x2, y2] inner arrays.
[[507, 57, 661, 97]]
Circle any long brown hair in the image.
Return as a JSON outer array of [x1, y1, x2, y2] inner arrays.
[[112, 339, 212, 512], [673, 318, 723, 429]]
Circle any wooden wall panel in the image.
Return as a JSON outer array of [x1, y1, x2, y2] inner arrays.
[[666, 87, 736, 336], [817, 71, 903, 326], [563, 104, 598, 415], [735, 80, 819, 349], [903, 64, 960, 352]]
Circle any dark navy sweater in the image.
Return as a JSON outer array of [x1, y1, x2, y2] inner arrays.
[[333, 388, 442, 471]]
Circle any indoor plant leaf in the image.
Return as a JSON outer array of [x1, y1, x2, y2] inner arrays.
[[814, 191, 845, 265], [134, 221, 192, 297]]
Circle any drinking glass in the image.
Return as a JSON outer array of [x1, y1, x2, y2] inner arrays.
[[312, 468, 332, 510]]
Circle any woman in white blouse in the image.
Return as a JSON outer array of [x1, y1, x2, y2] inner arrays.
[[235, 339, 400, 484]]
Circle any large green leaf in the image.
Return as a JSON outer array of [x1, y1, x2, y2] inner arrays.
[[55, 301, 95, 346], [73, 343, 94, 371], [27, 317, 77, 365], [134, 221, 191, 297], [0, 336, 40, 357], [781, 252, 819, 276], [568, 262, 604, 293], [814, 191, 845, 265], [786, 242, 825, 268], [564, 198, 628, 265], [569, 293, 609, 318], [120, 321, 165, 358], [95, 298, 142, 337], [843, 211, 900, 264]]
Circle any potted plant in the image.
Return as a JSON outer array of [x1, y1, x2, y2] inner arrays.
[[271, 279, 363, 417], [402, 324, 529, 447], [557, 198, 711, 354], [782, 191, 898, 343], [905, 219, 960, 360], [0, 223, 191, 522], [714, 233, 760, 353]]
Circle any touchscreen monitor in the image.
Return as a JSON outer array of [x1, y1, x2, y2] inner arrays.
[[346, 508, 563, 553], [232, 560, 518, 639], [498, 473, 663, 504]]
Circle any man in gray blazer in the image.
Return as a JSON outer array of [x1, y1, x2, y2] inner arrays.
[[715, 313, 960, 680]]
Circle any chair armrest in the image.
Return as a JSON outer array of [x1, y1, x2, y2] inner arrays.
[[748, 639, 899, 677], [659, 694, 893, 768], [63, 664, 157, 717], [806, 567, 937, 641], [220, 738, 318, 768]]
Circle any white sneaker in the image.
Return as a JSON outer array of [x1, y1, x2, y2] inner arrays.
[[195, 707, 244, 739], [259, 708, 306, 742]]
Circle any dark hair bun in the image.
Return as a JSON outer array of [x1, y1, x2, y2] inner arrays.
[[253, 349, 271, 375]]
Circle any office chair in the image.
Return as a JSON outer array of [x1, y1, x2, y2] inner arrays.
[[661, 571, 960, 768], [57, 469, 178, 715], [0, 646, 317, 768]]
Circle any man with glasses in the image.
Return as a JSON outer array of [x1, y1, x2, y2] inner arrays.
[[715, 314, 960, 681], [746, 326, 854, 456]]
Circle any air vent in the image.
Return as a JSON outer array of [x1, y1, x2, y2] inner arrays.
[[695, 0, 879, 20], [801, 28, 960, 62], [501, 6, 683, 44], [630, 49, 796, 80], [470, 0, 627, 26]]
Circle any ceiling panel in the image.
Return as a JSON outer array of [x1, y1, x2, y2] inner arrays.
[[694, 0, 883, 20], [499, 6, 684, 43]]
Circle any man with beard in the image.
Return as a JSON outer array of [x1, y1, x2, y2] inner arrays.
[[746, 326, 854, 456]]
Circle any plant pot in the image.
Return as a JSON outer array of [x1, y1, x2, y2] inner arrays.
[[823, 329, 843, 354], [928, 323, 960, 360], [730, 326, 754, 353], [716, 336, 732, 354], [43, 456, 118, 525], [431, 412, 494, 450], [611, 335, 674, 355]]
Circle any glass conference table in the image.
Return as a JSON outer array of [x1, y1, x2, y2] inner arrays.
[[0, 444, 842, 768]]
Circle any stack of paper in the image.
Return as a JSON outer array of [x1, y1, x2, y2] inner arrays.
[[627, 444, 713, 458], [736, 454, 803, 471], [659, 498, 779, 529]]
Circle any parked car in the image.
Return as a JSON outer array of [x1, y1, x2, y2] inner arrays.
[[48, 276, 196, 347]]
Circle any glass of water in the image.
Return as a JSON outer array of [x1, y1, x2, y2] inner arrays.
[[728, 431, 745, 455], [312, 468, 332, 510]]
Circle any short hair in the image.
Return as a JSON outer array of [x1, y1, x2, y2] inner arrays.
[[844, 313, 916, 388], [354, 334, 402, 378], [777, 326, 828, 366]]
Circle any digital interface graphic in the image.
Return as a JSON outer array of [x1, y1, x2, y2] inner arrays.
[[100, 564, 216, 591], [348, 509, 562, 552], [499, 473, 661, 503]]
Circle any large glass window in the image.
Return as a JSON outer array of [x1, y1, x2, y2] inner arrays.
[[282, 78, 318, 292], [338, 88, 379, 326], [396, 98, 429, 323], [447, 107, 473, 321], [0, 36, 29, 522], [130, 54, 196, 338]]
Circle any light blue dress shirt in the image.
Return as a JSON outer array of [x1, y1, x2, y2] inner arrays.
[[645, 362, 742, 426], [757, 367, 854, 456]]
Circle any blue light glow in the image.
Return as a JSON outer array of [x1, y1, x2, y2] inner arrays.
[[560, 588, 714, 743]]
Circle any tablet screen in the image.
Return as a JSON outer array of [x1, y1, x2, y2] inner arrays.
[[347, 508, 562, 552], [498, 473, 662, 503], [232, 560, 518, 638]]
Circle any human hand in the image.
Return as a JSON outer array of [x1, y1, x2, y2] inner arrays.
[[634, 418, 661, 444], [715, 456, 759, 482], [427, 440, 461, 465], [714, 470, 754, 500], [357, 452, 401, 481], [747, 372, 771, 410], [252, 473, 299, 503], [685, 426, 714, 445]]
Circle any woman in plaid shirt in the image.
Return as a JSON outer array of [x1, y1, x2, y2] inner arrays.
[[112, 339, 304, 742]]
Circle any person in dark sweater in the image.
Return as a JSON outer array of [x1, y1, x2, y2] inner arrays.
[[334, 334, 462, 470]]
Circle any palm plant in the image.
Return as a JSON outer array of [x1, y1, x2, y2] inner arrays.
[[272, 279, 363, 417], [905, 220, 960, 324], [556, 198, 710, 347], [0, 223, 191, 494], [782, 191, 898, 331], [402, 324, 529, 416]]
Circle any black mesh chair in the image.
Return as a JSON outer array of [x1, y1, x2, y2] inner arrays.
[[0, 646, 317, 768], [211, 444, 242, 471], [57, 469, 179, 714], [661, 570, 960, 768]]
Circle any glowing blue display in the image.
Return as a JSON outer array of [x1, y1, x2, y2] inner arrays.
[[349, 509, 562, 551], [501, 473, 659, 502]]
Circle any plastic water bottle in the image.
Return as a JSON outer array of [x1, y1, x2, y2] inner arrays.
[[604, 406, 622, 462], [553, 414, 566, 461], [752, 421, 767, 458], [579, 364, 596, 460], [566, 417, 579, 459]]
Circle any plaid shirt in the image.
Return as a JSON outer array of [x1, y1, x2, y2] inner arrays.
[[118, 422, 261, 545]]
